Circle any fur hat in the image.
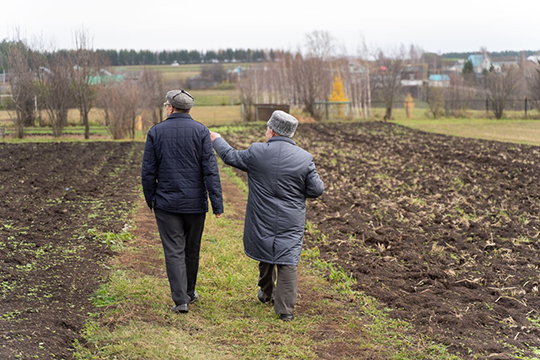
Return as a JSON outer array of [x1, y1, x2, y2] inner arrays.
[[166, 89, 194, 110], [267, 111, 298, 138]]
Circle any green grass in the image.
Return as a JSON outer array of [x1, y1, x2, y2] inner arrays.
[[390, 117, 540, 146], [73, 165, 460, 360]]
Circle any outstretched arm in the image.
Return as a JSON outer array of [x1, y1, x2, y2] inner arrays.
[[210, 132, 250, 172]]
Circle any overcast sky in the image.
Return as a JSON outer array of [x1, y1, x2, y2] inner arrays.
[[2, 0, 538, 55]]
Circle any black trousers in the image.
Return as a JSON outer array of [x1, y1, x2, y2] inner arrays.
[[258, 262, 298, 315], [154, 209, 206, 306]]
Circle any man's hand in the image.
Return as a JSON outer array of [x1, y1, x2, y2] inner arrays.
[[210, 131, 221, 142], [215, 213, 223, 218]]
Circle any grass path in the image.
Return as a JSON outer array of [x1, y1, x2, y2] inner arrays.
[[74, 164, 459, 359]]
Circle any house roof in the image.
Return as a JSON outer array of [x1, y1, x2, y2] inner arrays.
[[428, 74, 450, 81], [467, 55, 484, 68], [527, 55, 540, 64]]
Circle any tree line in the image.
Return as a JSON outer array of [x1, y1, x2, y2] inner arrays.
[[0, 40, 270, 71], [442, 50, 538, 59], [236, 35, 540, 122]]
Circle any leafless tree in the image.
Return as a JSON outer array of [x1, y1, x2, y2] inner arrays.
[[237, 68, 258, 121], [291, 53, 331, 119], [70, 30, 103, 139], [423, 84, 444, 118], [200, 63, 226, 84], [304, 30, 336, 61], [525, 61, 540, 112], [372, 46, 407, 121], [6, 42, 36, 138], [35, 51, 74, 137], [140, 68, 164, 125], [99, 80, 142, 139], [443, 73, 477, 117], [483, 66, 523, 119]]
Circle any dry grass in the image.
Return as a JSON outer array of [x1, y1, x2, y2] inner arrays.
[[0, 108, 104, 126], [184, 105, 242, 126], [0, 105, 242, 128], [392, 118, 540, 146]]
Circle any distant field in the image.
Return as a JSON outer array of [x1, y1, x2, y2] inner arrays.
[[369, 107, 537, 121], [190, 105, 242, 125], [114, 63, 251, 84], [391, 118, 540, 146]]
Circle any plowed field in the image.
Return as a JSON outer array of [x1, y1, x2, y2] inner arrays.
[[220, 122, 540, 359], [0, 142, 143, 358]]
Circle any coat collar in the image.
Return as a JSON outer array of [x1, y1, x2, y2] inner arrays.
[[165, 112, 193, 121], [268, 136, 296, 146]]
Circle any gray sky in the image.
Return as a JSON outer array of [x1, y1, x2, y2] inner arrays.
[[2, 0, 539, 55]]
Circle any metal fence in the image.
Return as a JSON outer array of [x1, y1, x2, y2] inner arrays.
[[369, 98, 540, 116]]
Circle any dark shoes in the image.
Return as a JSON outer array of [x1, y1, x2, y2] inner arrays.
[[190, 290, 199, 304], [257, 289, 272, 304], [258, 289, 293, 321], [172, 291, 199, 313], [171, 304, 189, 313], [280, 314, 294, 321]]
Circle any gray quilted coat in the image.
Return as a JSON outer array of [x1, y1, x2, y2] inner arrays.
[[213, 136, 324, 265]]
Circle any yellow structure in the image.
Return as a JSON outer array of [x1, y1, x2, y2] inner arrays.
[[135, 115, 143, 131], [329, 72, 349, 103], [404, 93, 415, 118], [328, 71, 349, 117]]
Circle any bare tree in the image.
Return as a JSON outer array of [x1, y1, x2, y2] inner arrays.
[[483, 66, 523, 119], [99, 80, 142, 139], [373, 46, 407, 121], [443, 73, 477, 117], [6, 41, 36, 138], [291, 53, 331, 119], [237, 68, 258, 121], [200, 63, 226, 84], [525, 61, 540, 112], [304, 30, 336, 61], [140, 68, 164, 125], [35, 51, 74, 137], [70, 29, 103, 139], [423, 84, 444, 118]]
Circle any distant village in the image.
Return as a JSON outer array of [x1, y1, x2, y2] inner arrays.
[[1, 41, 539, 131]]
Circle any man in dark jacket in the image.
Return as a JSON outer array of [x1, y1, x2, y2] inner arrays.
[[210, 111, 324, 321], [142, 89, 223, 313]]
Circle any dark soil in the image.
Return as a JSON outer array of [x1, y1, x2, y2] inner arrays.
[[220, 122, 540, 359], [0, 141, 143, 359]]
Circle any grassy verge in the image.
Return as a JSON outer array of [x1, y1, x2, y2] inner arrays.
[[390, 117, 540, 146], [73, 164, 461, 359]]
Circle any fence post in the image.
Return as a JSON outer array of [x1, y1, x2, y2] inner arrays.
[[485, 98, 489, 115], [525, 98, 528, 119], [445, 101, 449, 117], [0, 127, 5, 140], [325, 102, 329, 121]]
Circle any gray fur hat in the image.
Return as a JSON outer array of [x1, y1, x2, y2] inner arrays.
[[166, 89, 194, 110], [267, 111, 298, 138]]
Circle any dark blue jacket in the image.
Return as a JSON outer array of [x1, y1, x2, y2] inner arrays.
[[213, 136, 324, 265], [141, 113, 223, 214]]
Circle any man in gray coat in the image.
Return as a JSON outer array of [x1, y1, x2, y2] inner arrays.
[[210, 111, 324, 321]]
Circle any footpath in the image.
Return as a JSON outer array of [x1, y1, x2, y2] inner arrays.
[[74, 167, 457, 359]]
